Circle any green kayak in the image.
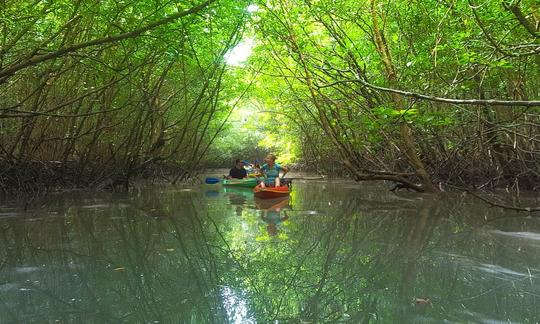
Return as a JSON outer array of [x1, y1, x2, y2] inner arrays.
[[222, 178, 258, 188]]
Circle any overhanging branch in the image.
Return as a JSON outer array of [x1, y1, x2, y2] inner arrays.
[[316, 78, 540, 107], [0, 0, 215, 80]]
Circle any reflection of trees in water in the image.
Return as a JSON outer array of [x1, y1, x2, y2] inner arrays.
[[223, 187, 252, 217], [0, 190, 232, 323], [228, 184, 540, 322], [1, 184, 540, 322]]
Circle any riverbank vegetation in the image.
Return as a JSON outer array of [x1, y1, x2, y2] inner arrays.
[[1, 0, 539, 193], [0, 0, 250, 192], [244, 0, 540, 193]]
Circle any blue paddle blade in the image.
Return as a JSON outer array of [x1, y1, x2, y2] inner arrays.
[[205, 177, 221, 184]]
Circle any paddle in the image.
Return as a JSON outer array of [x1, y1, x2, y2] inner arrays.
[[205, 177, 222, 184]]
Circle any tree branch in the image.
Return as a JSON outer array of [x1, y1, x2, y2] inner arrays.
[[316, 77, 540, 107], [0, 0, 215, 80], [467, 190, 540, 212], [503, 1, 540, 39]]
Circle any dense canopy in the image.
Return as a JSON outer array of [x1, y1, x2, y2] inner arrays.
[[1, 0, 539, 192]]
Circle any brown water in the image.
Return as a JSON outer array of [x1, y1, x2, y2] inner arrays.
[[0, 179, 539, 323]]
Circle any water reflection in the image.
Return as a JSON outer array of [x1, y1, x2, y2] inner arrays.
[[0, 182, 539, 323], [255, 197, 291, 237], [223, 187, 250, 217]]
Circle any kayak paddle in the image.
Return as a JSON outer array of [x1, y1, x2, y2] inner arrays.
[[205, 177, 221, 184]]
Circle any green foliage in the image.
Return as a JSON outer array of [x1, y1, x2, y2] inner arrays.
[[0, 0, 252, 186], [1, 0, 539, 187], [225, 0, 540, 184]]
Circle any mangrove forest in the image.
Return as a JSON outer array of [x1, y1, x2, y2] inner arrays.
[[2, 1, 540, 323], [1, 0, 539, 193]]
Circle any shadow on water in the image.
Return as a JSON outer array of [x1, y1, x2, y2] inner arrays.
[[0, 181, 539, 322]]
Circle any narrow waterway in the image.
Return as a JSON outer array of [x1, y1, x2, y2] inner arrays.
[[0, 178, 539, 323]]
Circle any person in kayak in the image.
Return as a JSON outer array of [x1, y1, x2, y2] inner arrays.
[[243, 160, 254, 173], [227, 159, 247, 179], [250, 160, 262, 177], [259, 154, 289, 188]]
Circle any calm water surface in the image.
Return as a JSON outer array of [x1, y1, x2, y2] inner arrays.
[[1, 179, 539, 323]]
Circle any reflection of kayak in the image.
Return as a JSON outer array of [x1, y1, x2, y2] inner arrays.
[[223, 186, 252, 195], [223, 186, 252, 203], [253, 184, 290, 199], [223, 178, 258, 188], [255, 196, 290, 210], [204, 190, 220, 197]]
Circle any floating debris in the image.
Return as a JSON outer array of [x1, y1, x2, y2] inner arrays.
[[412, 298, 431, 306]]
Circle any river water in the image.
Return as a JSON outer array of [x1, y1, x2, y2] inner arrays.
[[0, 178, 539, 323]]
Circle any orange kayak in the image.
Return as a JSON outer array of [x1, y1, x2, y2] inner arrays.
[[253, 184, 290, 199]]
